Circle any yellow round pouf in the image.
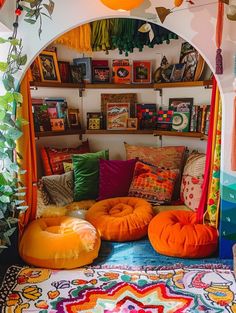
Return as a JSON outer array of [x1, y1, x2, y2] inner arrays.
[[19, 216, 101, 269]]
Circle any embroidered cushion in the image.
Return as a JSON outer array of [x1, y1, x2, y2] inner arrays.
[[42, 171, 74, 207], [124, 142, 186, 169], [98, 158, 137, 201], [40, 140, 90, 176], [73, 150, 109, 201], [128, 161, 178, 204]]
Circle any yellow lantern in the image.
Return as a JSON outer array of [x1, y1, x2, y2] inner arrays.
[[100, 0, 144, 11]]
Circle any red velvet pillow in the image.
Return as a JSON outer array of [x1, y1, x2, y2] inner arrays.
[[40, 140, 90, 176], [98, 158, 137, 200]]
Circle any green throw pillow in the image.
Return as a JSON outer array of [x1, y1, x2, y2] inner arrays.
[[73, 150, 109, 201]]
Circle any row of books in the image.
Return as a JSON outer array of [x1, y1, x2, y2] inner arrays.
[[32, 97, 81, 132]]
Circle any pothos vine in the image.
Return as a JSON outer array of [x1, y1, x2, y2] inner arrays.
[[0, 0, 54, 252]]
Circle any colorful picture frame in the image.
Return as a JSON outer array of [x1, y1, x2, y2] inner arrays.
[[170, 63, 186, 82], [73, 57, 92, 83], [30, 57, 41, 82], [107, 102, 129, 130], [169, 98, 194, 113], [127, 118, 138, 130], [133, 60, 152, 83], [179, 42, 199, 82], [70, 64, 83, 83], [38, 51, 61, 83], [87, 112, 104, 130], [67, 108, 80, 128], [92, 67, 110, 83]]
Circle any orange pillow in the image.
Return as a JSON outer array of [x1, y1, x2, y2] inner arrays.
[[148, 210, 218, 258], [40, 140, 90, 176], [86, 197, 154, 242]]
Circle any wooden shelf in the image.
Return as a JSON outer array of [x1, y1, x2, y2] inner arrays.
[[153, 80, 212, 89], [153, 130, 207, 140], [30, 81, 212, 90], [86, 129, 153, 135], [35, 128, 84, 138]]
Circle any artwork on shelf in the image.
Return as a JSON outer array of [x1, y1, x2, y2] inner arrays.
[[58, 61, 72, 83], [161, 65, 174, 82], [67, 108, 81, 128], [169, 97, 193, 113], [73, 57, 92, 83], [112, 65, 132, 84], [127, 118, 138, 130], [106, 102, 129, 130], [70, 64, 83, 83], [170, 63, 186, 82], [156, 109, 174, 130], [92, 60, 109, 67], [179, 42, 200, 82], [136, 103, 157, 130], [133, 60, 152, 83], [50, 118, 65, 131], [30, 58, 41, 82], [47, 107, 57, 119], [92, 67, 110, 83], [87, 112, 104, 130], [101, 93, 137, 128], [38, 51, 61, 83], [172, 112, 190, 132]]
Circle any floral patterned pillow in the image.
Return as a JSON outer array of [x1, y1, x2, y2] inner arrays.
[[128, 161, 179, 204]]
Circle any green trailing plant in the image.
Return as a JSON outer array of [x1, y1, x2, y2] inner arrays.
[[0, 0, 54, 253]]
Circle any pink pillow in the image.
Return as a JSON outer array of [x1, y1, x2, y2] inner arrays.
[[98, 159, 137, 200]]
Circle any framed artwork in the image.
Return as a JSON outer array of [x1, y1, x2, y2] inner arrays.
[[112, 65, 131, 84], [87, 112, 104, 130], [50, 118, 65, 131], [107, 103, 129, 130], [169, 98, 193, 114], [101, 93, 137, 128], [38, 51, 61, 83], [172, 112, 190, 132], [58, 61, 71, 83], [179, 42, 199, 82], [30, 57, 41, 82], [127, 118, 138, 130], [170, 63, 186, 82], [73, 57, 92, 83], [133, 61, 152, 83], [92, 67, 110, 83], [161, 65, 174, 83], [156, 109, 174, 130], [67, 108, 80, 128], [70, 64, 83, 83]]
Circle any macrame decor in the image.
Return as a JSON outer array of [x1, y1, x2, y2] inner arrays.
[[215, 0, 224, 75]]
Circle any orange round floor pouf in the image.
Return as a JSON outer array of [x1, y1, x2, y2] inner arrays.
[[19, 216, 101, 269], [86, 197, 154, 241], [148, 210, 218, 258]]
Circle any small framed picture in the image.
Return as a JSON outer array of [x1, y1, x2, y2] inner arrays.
[[169, 98, 194, 113], [38, 51, 61, 83], [133, 60, 152, 83], [127, 118, 138, 130], [30, 57, 41, 82], [67, 108, 80, 128], [92, 67, 110, 83], [50, 118, 65, 131], [70, 64, 83, 83], [170, 63, 186, 82], [107, 102, 129, 130], [87, 112, 104, 130], [58, 61, 72, 83], [112, 65, 131, 84], [73, 57, 92, 83]]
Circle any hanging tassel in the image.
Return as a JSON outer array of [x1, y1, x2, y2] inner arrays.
[[215, 1, 224, 74]]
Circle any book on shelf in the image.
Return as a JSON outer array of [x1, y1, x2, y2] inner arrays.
[[190, 104, 210, 134]]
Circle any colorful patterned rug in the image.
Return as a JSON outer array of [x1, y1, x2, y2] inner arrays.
[[1, 264, 236, 313]]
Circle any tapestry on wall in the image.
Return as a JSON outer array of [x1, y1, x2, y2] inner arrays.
[[1, 264, 236, 312]]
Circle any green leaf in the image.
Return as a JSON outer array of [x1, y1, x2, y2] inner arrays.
[[15, 117, 29, 128], [0, 185, 13, 194], [24, 18, 37, 24], [5, 128, 22, 140], [14, 192, 26, 197], [0, 38, 8, 44], [13, 92, 23, 104], [9, 38, 20, 46], [16, 206, 28, 211], [19, 55, 27, 66], [14, 200, 25, 205], [0, 62, 8, 72], [0, 174, 7, 186], [9, 163, 19, 172], [0, 151, 9, 159], [0, 195, 10, 203], [43, 1, 54, 16], [0, 109, 6, 120], [2, 74, 15, 91]]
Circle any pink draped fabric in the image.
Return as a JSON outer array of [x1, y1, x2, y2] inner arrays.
[[196, 77, 217, 223]]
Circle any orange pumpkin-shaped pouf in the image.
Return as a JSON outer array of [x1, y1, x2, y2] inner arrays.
[[148, 210, 218, 258], [86, 197, 154, 242], [19, 216, 101, 269]]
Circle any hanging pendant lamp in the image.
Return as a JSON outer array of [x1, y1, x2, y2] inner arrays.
[[100, 0, 144, 11]]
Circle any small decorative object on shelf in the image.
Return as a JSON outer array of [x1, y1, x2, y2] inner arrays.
[[170, 63, 186, 82], [67, 108, 81, 128], [107, 102, 129, 130], [73, 57, 92, 83], [38, 50, 61, 83], [112, 59, 131, 84], [133, 60, 152, 83], [50, 118, 65, 131], [179, 42, 200, 82], [70, 64, 83, 83], [127, 118, 138, 130], [136, 103, 157, 130], [156, 109, 174, 130], [161, 64, 174, 82], [87, 112, 104, 130], [92, 67, 110, 83], [58, 61, 72, 83], [172, 111, 190, 132]]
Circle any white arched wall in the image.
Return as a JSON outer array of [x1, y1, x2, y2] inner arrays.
[[1, 0, 236, 258]]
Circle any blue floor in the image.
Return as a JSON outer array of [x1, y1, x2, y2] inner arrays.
[[94, 238, 233, 269]]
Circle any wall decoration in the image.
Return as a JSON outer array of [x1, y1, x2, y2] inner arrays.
[[73, 57, 92, 83], [156, 109, 174, 130], [38, 51, 61, 83], [170, 63, 186, 82], [161, 65, 174, 82], [92, 67, 110, 83], [58, 61, 71, 83], [169, 97, 193, 113], [127, 118, 138, 130], [87, 112, 104, 130], [133, 61, 152, 83], [50, 118, 65, 131], [179, 42, 199, 81], [172, 112, 190, 132], [67, 108, 80, 128], [30, 58, 41, 82], [112, 65, 132, 84], [70, 64, 83, 83], [107, 103, 129, 130]]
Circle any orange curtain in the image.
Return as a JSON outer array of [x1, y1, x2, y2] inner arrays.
[[17, 70, 38, 239]]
